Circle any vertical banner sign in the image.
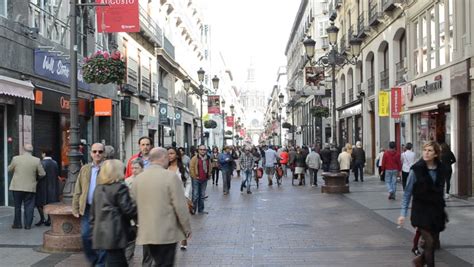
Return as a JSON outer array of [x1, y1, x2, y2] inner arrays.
[[175, 109, 182, 125], [378, 91, 390, 117], [240, 129, 245, 137], [391, 87, 402, 118], [159, 103, 168, 124], [207, 95, 221, 114], [96, 0, 140, 33], [226, 116, 234, 127]]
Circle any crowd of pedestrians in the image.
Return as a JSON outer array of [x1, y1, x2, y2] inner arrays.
[[6, 136, 457, 266]]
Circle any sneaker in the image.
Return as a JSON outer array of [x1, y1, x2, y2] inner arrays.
[[247, 191, 252, 194], [180, 245, 187, 250]]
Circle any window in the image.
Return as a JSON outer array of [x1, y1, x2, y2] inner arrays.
[[421, 15, 427, 73], [0, 0, 7, 17], [429, 8, 436, 69], [439, 2, 446, 65], [448, 0, 454, 62], [413, 21, 419, 75]]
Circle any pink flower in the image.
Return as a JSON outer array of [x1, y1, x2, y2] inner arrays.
[[103, 51, 110, 59]]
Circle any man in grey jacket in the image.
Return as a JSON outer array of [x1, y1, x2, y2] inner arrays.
[[305, 148, 322, 186], [8, 144, 46, 229]]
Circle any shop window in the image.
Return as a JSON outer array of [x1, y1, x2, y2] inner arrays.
[[447, 0, 454, 62], [413, 109, 451, 157], [439, 1, 446, 66]]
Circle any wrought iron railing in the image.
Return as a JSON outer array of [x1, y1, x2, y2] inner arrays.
[[368, 77, 375, 96], [380, 69, 389, 88], [163, 35, 175, 59], [396, 60, 406, 84]]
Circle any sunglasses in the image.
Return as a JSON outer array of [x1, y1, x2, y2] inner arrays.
[[199, 149, 207, 151], [92, 150, 104, 154]]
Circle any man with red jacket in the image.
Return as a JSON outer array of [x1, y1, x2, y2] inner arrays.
[[381, 141, 402, 200], [125, 136, 152, 178]]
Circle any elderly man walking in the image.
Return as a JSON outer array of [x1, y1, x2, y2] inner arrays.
[[8, 144, 46, 229], [72, 142, 107, 266], [132, 147, 191, 266]]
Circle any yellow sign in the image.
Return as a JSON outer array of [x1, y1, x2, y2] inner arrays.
[[379, 91, 390, 117]]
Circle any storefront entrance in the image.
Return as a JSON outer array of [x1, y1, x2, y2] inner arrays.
[[0, 105, 6, 206]]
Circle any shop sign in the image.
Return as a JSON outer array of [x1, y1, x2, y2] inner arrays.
[[226, 116, 234, 127], [34, 89, 88, 116], [207, 95, 221, 114], [378, 91, 390, 117], [34, 50, 90, 90], [391, 87, 402, 118], [409, 75, 442, 101], [175, 109, 182, 125], [304, 66, 324, 87], [339, 104, 361, 119], [94, 98, 112, 116], [96, 0, 140, 33], [159, 103, 168, 124]]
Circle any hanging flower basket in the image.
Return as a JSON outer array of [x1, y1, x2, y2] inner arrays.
[[310, 105, 330, 118], [282, 122, 292, 129], [204, 120, 217, 129], [82, 50, 126, 85], [225, 130, 233, 135]]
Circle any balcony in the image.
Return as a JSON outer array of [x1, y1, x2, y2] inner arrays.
[[348, 87, 354, 102], [163, 35, 175, 59], [139, 5, 163, 47], [369, 0, 383, 26], [380, 69, 389, 89], [158, 86, 169, 100], [368, 77, 375, 96], [357, 13, 368, 38], [396, 60, 407, 84], [123, 68, 138, 95], [382, 0, 404, 12], [339, 34, 347, 53]]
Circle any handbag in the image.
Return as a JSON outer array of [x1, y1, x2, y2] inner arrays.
[[187, 198, 194, 214], [256, 167, 263, 179]]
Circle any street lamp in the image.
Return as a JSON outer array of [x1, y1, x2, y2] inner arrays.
[[221, 99, 225, 148], [183, 68, 212, 145], [230, 104, 235, 145], [303, 20, 362, 171]]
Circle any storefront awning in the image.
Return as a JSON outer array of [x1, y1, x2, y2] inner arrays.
[[399, 104, 439, 115], [0, 75, 34, 100]]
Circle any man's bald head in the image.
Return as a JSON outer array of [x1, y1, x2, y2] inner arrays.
[[24, 144, 33, 153], [149, 147, 169, 168]]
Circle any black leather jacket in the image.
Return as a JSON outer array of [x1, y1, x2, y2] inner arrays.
[[90, 182, 137, 250]]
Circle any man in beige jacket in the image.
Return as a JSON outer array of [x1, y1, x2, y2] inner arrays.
[[132, 147, 191, 266], [8, 144, 46, 229]]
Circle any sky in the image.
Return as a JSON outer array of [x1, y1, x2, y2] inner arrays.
[[201, 0, 300, 97]]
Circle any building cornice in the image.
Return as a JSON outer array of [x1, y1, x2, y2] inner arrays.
[[285, 0, 309, 56]]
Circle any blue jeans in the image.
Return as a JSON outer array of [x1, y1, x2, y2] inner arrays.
[[192, 179, 207, 213], [241, 170, 252, 192], [385, 170, 398, 194], [81, 205, 106, 266]]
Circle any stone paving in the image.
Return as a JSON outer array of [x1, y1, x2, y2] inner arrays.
[[0, 173, 472, 266]]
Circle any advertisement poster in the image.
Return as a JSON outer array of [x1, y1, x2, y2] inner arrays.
[[378, 91, 389, 117], [207, 95, 221, 114], [391, 87, 402, 118], [96, 0, 140, 33], [226, 116, 234, 127]]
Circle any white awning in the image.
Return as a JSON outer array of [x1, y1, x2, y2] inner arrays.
[[0, 75, 35, 100], [399, 104, 439, 115]]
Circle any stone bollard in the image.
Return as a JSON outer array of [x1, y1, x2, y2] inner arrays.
[[321, 171, 349, 193], [42, 203, 82, 253]]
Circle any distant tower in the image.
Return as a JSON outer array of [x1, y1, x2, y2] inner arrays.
[[240, 61, 265, 145]]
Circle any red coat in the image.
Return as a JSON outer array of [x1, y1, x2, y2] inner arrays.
[[125, 152, 141, 178], [381, 150, 401, 171]]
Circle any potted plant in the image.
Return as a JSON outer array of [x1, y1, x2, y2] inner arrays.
[[204, 120, 217, 129], [310, 105, 330, 118], [82, 50, 126, 85]]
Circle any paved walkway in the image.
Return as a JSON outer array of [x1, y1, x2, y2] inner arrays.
[[0, 173, 472, 266]]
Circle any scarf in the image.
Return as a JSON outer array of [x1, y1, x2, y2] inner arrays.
[[199, 155, 208, 174]]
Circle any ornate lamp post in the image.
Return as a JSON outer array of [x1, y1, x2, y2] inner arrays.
[[230, 104, 235, 145], [303, 21, 361, 156], [183, 68, 212, 145], [221, 99, 226, 148]]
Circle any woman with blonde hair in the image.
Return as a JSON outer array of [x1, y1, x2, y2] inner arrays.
[[91, 159, 137, 266]]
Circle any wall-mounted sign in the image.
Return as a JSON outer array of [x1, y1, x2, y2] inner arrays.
[[391, 87, 402, 118], [175, 109, 182, 125], [34, 50, 90, 90], [159, 103, 168, 124], [96, 0, 140, 33], [339, 104, 362, 119], [207, 95, 221, 114], [409, 75, 442, 101], [226, 116, 234, 127], [379, 91, 390, 117], [94, 98, 112, 116], [34, 89, 89, 116]]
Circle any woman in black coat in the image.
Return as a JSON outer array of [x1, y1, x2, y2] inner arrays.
[[440, 143, 456, 198], [90, 159, 137, 267], [35, 149, 60, 226], [398, 141, 448, 267]]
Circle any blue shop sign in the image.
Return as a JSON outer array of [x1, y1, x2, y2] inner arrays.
[[34, 49, 90, 90]]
